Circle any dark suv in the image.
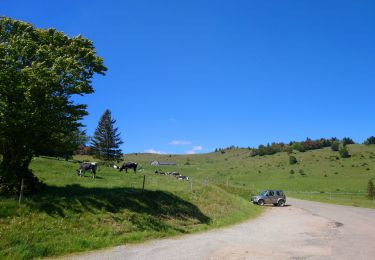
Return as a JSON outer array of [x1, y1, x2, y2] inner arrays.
[[251, 190, 286, 207]]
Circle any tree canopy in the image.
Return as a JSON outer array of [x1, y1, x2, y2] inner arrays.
[[364, 136, 375, 145], [0, 17, 106, 194]]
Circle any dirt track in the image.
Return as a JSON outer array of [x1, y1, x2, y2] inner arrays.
[[64, 198, 375, 260]]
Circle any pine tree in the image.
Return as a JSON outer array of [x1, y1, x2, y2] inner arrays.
[[91, 110, 123, 161]]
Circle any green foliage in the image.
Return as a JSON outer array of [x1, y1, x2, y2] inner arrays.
[[364, 136, 375, 145], [289, 155, 298, 165], [91, 109, 123, 161], [342, 137, 355, 146], [339, 145, 350, 158], [0, 17, 106, 194], [251, 138, 333, 156], [43, 129, 89, 160], [367, 180, 375, 199], [291, 142, 306, 152], [331, 141, 340, 151]]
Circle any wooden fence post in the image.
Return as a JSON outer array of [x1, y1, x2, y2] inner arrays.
[[18, 179, 24, 205], [190, 179, 193, 191], [142, 175, 146, 192]]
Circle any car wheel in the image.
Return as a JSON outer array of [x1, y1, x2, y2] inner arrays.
[[258, 199, 264, 206], [277, 200, 285, 207]]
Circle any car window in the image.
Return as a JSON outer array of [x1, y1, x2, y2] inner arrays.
[[260, 190, 268, 196], [276, 191, 284, 196], [268, 191, 274, 196]]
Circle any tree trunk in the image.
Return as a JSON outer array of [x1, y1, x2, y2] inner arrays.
[[0, 146, 44, 195]]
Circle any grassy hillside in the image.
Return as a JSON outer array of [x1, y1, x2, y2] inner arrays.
[[125, 144, 375, 207], [0, 157, 262, 259], [1, 144, 374, 259]]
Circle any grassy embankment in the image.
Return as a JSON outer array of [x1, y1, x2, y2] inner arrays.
[[0, 156, 262, 259]]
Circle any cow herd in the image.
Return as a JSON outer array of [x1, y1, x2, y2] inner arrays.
[[76, 161, 189, 181], [154, 170, 189, 180], [75, 162, 137, 178]]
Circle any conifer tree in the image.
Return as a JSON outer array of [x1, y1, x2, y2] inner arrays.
[[91, 110, 123, 161]]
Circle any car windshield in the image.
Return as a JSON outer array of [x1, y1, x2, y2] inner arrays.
[[259, 190, 268, 196]]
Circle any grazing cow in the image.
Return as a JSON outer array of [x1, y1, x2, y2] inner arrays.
[[154, 170, 166, 175], [77, 162, 97, 178], [119, 162, 138, 173], [177, 175, 189, 180]]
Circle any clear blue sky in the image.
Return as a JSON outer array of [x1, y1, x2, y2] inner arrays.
[[2, 1, 375, 154]]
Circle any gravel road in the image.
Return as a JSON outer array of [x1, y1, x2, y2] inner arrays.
[[64, 198, 375, 260]]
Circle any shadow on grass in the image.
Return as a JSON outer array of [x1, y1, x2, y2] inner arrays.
[[25, 184, 210, 226]]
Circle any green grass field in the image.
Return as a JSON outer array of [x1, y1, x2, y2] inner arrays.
[[126, 144, 375, 208], [0, 156, 262, 259], [1, 144, 375, 259]]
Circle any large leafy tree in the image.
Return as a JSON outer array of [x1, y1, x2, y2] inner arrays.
[[91, 109, 123, 161], [42, 129, 89, 160], [0, 17, 106, 194]]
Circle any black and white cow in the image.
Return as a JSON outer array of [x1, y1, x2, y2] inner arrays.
[[171, 172, 180, 176], [76, 162, 97, 178], [177, 175, 189, 180], [119, 162, 138, 173]]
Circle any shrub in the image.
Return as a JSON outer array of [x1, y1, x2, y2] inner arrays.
[[331, 141, 339, 151], [283, 146, 293, 154], [367, 180, 375, 199], [290, 169, 295, 174], [339, 145, 350, 158], [289, 155, 298, 165], [299, 169, 305, 175]]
